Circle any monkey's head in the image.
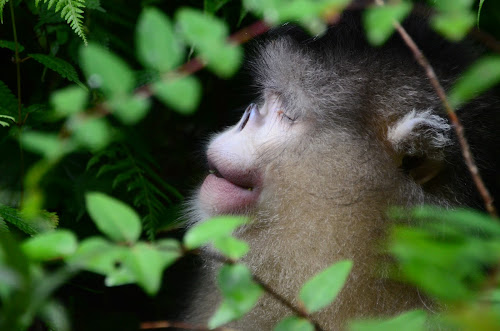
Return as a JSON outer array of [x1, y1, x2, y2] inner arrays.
[[191, 28, 470, 228], [185, 17, 500, 330]]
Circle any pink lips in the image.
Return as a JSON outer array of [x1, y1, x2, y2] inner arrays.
[[200, 166, 260, 214]]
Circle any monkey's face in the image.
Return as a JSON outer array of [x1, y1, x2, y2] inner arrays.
[[198, 94, 304, 216]]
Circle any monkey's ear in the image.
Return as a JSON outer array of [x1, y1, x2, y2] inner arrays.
[[387, 110, 452, 185]]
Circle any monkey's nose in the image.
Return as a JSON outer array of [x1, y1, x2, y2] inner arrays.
[[238, 103, 258, 131]]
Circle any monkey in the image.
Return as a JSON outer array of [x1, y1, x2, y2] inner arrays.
[[182, 10, 500, 331]]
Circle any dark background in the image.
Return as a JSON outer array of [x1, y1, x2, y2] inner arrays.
[[1, 0, 500, 329]]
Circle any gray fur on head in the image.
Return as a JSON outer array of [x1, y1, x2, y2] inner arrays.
[[183, 10, 500, 330]]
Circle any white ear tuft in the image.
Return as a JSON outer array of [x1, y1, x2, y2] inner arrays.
[[387, 109, 452, 156]]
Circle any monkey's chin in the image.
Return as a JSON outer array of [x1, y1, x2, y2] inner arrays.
[[199, 173, 260, 215]]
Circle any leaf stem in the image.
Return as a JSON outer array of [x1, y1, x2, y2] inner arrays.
[[9, 0, 25, 207]]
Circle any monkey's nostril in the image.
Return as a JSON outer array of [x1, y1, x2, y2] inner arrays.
[[238, 103, 255, 131]]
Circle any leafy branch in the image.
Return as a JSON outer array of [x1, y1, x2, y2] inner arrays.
[[370, 0, 497, 217], [1, 0, 88, 44], [35, 0, 87, 45], [88, 143, 183, 241]]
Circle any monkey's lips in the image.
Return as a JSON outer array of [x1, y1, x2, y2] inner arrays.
[[200, 166, 261, 215]]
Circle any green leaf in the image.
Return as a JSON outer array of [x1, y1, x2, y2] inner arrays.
[[204, 0, 231, 14], [213, 236, 249, 260], [184, 216, 248, 250], [110, 95, 151, 124], [66, 237, 127, 275], [411, 206, 500, 237], [36, 0, 88, 44], [477, 0, 485, 26], [243, 0, 349, 24], [349, 309, 427, 331], [363, 2, 413, 46], [429, 0, 474, 12], [208, 301, 238, 328], [50, 85, 88, 117], [431, 10, 475, 41], [126, 242, 180, 295], [136, 7, 184, 72], [22, 230, 77, 261], [176, 8, 228, 48], [274, 317, 314, 331], [204, 43, 243, 78], [176, 8, 242, 77], [387, 226, 475, 301], [21, 131, 73, 159], [79, 43, 134, 96], [105, 264, 136, 287], [299, 260, 352, 313], [29, 54, 85, 88], [0, 115, 14, 127], [85, 192, 141, 243], [209, 264, 263, 328], [0, 40, 25, 52], [0, 0, 8, 24], [449, 55, 500, 108], [153, 75, 201, 114], [72, 117, 112, 151]]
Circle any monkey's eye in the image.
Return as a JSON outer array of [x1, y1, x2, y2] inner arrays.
[[277, 110, 296, 123]]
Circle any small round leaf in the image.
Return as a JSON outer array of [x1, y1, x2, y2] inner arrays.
[[85, 192, 141, 243], [80, 43, 134, 96], [274, 317, 314, 331], [184, 216, 248, 250], [22, 230, 77, 261], [299, 260, 353, 313], [136, 8, 184, 72], [153, 76, 202, 114]]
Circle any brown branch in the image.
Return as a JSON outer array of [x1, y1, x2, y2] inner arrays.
[[470, 28, 500, 55], [197, 249, 324, 331], [393, 22, 497, 218], [140, 320, 234, 330], [371, 0, 497, 217], [134, 20, 270, 100], [228, 20, 270, 44]]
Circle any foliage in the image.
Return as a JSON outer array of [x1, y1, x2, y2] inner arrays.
[[0, 0, 499, 330], [87, 143, 183, 240], [35, 0, 88, 44]]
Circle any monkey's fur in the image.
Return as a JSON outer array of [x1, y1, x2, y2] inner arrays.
[[184, 12, 500, 330]]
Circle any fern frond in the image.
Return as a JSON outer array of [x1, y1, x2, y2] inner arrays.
[[88, 144, 183, 240], [0, 80, 18, 117], [36, 0, 87, 45], [0, 114, 15, 127], [0, 205, 59, 235], [29, 53, 85, 88], [0, 0, 9, 24]]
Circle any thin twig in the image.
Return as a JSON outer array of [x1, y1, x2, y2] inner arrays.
[[140, 320, 234, 330], [9, 1, 25, 207], [9, 1, 22, 124], [470, 28, 500, 55], [198, 250, 324, 331], [134, 20, 270, 101], [373, 0, 497, 217], [393, 23, 497, 218]]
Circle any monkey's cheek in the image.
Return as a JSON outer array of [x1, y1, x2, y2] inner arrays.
[[199, 174, 260, 215]]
